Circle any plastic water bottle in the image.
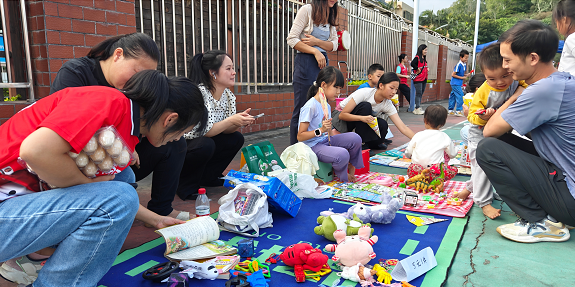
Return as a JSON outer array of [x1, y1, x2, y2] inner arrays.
[[195, 188, 210, 217]]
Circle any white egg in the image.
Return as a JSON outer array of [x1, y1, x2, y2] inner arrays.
[[98, 130, 116, 148], [83, 136, 98, 154], [98, 156, 114, 172], [114, 149, 131, 167], [82, 161, 98, 177], [75, 152, 89, 168], [89, 146, 106, 163], [106, 139, 124, 157], [68, 151, 79, 159]]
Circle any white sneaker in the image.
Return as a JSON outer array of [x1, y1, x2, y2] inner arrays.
[[413, 108, 424, 115], [454, 111, 464, 117], [448, 110, 455, 115], [0, 256, 45, 285], [496, 218, 570, 243]]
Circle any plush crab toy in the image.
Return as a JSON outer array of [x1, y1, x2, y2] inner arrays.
[[279, 243, 329, 282], [325, 225, 378, 267]]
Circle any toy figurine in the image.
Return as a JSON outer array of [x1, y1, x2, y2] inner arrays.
[[179, 260, 219, 280], [279, 243, 329, 282], [325, 225, 378, 267], [314, 214, 372, 241]]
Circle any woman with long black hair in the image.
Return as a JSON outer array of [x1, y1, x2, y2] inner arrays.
[[287, 0, 340, 145], [177, 50, 254, 200], [411, 44, 429, 115]]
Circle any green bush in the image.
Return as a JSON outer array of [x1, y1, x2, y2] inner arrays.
[[348, 80, 368, 86]]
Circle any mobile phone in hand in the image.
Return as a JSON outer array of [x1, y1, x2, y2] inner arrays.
[[253, 113, 265, 119]]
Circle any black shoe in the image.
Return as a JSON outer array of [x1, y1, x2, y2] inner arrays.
[[383, 139, 392, 144], [370, 143, 388, 150], [362, 144, 370, 150]]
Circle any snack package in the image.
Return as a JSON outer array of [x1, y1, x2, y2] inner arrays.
[[368, 118, 381, 138], [69, 126, 134, 178]]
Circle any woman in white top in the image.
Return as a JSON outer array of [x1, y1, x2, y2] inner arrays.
[[177, 50, 255, 200], [554, 0, 575, 76], [286, 0, 340, 145], [332, 72, 415, 150]]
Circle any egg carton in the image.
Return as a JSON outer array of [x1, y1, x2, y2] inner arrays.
[[68, 126, 133, 178]]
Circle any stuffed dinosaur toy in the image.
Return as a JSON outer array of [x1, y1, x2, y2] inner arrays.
[[314, 214, 373, 242]]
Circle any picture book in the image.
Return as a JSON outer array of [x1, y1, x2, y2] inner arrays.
[[369, 155, 398, 166], [155, 216, 237, 261]]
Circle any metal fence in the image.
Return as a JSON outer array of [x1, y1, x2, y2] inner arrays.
[[417, 31, 441, 80], [136, 0, 306, 94], [135, 0, 472, 94], [344, 0, 403, 80], [0, 0, 34, 101]]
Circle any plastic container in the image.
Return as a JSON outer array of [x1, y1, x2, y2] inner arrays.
[[195, 188, 210, 217]]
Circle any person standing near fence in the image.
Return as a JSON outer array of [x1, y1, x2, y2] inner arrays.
[[410, 44, 429, 115], [396, 54, 411, 107], [287, 0, 340, 145]]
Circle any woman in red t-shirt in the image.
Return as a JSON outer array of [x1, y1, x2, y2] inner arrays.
[[410, 45, 429, 115], [0, 70, 206, 286], [396, 53, 411, 108]]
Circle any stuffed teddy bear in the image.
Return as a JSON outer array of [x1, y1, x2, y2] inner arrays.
[[314, 214, 373, 242], [344, 198, 402, 224], [325, 225, 378, 267]]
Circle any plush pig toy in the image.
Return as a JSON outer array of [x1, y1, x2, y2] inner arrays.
[[324, 225, 378, 267]]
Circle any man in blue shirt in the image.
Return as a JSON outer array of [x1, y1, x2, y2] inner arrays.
[[448, 50, 469, 116], [479, 20, 574, 243]]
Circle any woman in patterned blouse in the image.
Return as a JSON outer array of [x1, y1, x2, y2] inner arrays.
[[177, 50, 255, 200]]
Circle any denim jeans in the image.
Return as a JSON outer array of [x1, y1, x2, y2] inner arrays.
[[0, 168, 139, 287], [413, 81, 426, 109]]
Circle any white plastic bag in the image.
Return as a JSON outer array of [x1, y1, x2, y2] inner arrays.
[[273, 171, 331, 199], [217, 183, 273, 237]]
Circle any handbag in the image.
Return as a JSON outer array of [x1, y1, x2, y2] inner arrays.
[[216, 183, 273, 237], [241, 141, 285, 175]]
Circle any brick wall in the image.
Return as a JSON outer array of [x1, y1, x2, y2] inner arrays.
[[0, 0, 137, 124]]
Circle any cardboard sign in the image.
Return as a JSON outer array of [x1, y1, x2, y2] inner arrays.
[[391, 247, 437, 282]]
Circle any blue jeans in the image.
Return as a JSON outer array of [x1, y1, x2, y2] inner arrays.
[[0, 168, 139, 286], [449, 85, 464, 111]]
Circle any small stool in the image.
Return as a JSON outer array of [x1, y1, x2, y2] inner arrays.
[[355, 149, 370, 175], [314, 161, 334, 183]]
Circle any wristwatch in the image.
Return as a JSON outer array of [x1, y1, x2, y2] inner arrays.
[[314, 128, 322, 137]]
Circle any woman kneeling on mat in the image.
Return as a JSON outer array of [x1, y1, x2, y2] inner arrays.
[[332, 72, 415, 150], [177, 50, 255, 200], [0, 70, 205, 286], [298, 66, 364, 182]]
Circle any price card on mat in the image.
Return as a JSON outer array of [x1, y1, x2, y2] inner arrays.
[[391, 247, 437, 282]]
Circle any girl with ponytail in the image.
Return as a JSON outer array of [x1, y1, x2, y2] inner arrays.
[[177, 50, 255, 200], [297, 66, 363, 182], [333, 72, 415, 151]]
